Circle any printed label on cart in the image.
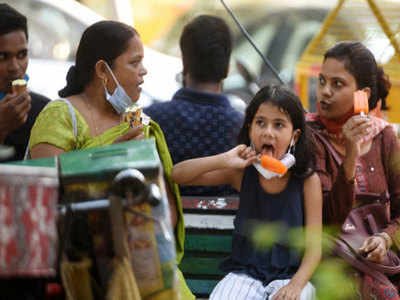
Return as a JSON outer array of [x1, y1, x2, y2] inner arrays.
[[126, 203, 163, 296]]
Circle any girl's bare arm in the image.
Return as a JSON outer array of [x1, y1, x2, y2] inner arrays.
[[273, 173, 322, 300], [291, 173, 322, 290], [171, 145, 257, 191]]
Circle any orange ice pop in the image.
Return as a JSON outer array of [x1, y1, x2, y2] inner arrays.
[[260, 154, 287, 175], [354, 90, 369, 117]]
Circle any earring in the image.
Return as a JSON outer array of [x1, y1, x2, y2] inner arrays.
[[290, 144, 296, 155], [102, 78, 109, 93]]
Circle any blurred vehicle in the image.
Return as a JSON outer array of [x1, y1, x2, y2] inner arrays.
[[3, 0, 182, 107], [152, 0, 337, 104]]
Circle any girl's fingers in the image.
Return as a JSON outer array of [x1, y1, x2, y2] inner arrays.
[[246, 156, 258, 165], [237, 144, 247, 152], [240, 147, 249, 156], [235, 144, 247, 156], [238, 145, 256, 159], [244, 148, 256, 159]]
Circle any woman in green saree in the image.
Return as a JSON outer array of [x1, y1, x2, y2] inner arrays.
[[29, 20, 193, 300]]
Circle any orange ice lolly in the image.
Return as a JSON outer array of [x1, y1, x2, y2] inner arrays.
[[354, 90, 369, 117], [260, 154, 287, 175]]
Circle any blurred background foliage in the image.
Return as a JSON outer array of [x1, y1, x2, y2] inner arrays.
[[252, 223, 356, 300]]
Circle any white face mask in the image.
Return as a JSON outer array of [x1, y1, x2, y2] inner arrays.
[[103, 62, 134, 114], [251, 136, 296, 180]]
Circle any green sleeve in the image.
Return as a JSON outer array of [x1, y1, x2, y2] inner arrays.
[[30, 101, 77, 151]]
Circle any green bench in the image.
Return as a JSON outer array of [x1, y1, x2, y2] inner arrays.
[[179, 196, 239, 298]]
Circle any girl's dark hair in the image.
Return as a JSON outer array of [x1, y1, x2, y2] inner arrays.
[[59, 20, 138, 97], [324, 41, 391, 110], [237, 85, 315, 178]]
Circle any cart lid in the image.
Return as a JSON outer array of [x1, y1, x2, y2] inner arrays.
[[60, 138, 161, 183]]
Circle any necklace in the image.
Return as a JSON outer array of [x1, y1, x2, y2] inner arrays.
[[82, 93, 100, 138]]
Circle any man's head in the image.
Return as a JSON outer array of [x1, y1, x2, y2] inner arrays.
[[0, 4, 28, 94], [180, 15, 232, 84]]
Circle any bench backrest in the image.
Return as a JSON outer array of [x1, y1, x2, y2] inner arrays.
[[180, 196, 239, 298]]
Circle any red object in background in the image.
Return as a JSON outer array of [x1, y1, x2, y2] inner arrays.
[[0, 169, 58, 277], [46, 283, 64, 299]]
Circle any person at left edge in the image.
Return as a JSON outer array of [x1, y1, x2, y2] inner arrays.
[[0, 4, 51, 300], [0, 3, 50, 161]]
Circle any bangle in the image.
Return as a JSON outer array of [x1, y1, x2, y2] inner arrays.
[[373, 232, 392, 249], [348, 177, 356, 185]]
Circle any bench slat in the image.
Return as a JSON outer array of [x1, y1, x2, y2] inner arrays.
[[184, 213, 235, 230], [185, 279, 219, 296], [182, 196, 239, 210], [181, 196, 239, 297], [184, 234, 232, 253], [180, 256, 226, 276]]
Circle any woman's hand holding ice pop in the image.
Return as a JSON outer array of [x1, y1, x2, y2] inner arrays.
[[340, 92, 373, 182], [341, 90, 372, 156]]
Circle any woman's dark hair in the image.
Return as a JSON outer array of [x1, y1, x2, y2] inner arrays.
[[237, 85, 315, 178], [59, 20, 138, 97], [324, 41, 391, 110]]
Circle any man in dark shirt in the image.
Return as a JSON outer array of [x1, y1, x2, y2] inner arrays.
[[145, 15, 244, 196], [0, 4, 51, 300], [0, 3, 49, 162]]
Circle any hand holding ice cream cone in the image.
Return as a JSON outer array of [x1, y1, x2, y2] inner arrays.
[[11, 79, 27, 95]]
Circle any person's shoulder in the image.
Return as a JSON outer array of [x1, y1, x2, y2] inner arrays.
[[227, 106, 244, 119], [221, 100, 244, 122], [305, 122, 323, 144], [381, 123, 397, 137], [144, 101, 173, 114], [377, 123, 399, 150], [227, 111, 244, 128], [38, 98, 74, 116], [372, 123, 396, 143], [303, 172, 320, 186], [144, 101, 178, 124], [306, 119, 322, 131], [29, 91, 51, 108]]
